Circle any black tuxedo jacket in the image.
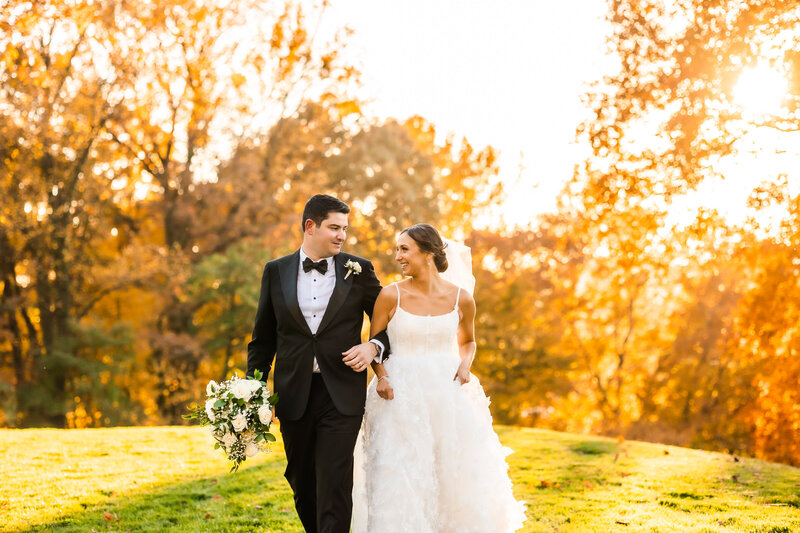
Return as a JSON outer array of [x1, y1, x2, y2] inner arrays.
[[246, 250, 390, 421]]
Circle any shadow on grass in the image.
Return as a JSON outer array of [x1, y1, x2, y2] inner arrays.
[[12, 459, 304, 533], [570, 439, 618, 456]]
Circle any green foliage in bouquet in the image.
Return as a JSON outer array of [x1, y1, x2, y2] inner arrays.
[[184, 370, 278, 472]]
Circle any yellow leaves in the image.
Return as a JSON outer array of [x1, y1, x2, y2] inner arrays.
[[1, 43, 20, 68], [230, 72, 246, 89], [190, 4, 211, 25], [270, 11, 288, 51], [320, 51, 335, 72], [70, 4, 97, 33], [334, 100, 361, 117]]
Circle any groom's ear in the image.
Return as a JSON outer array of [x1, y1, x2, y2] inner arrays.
[[303, 218, 316, 235]]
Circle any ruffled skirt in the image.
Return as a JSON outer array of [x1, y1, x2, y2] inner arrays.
[[352, 351, 526, 533]]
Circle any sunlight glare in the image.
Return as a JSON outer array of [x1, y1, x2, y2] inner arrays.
[[733, 64, 787, 119]]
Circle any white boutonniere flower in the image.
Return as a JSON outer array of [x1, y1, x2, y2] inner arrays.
[[344, 259, 362, 279]]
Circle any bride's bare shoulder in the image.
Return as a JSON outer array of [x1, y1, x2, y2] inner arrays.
[[439, 279, 464, 296], [457, 288, 475, 307], [377, 282, 402, 301], [448, 282, 475, 311], [391, 279, 413, 294]]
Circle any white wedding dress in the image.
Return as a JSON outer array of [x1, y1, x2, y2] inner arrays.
[[352, 284, 526, 532]]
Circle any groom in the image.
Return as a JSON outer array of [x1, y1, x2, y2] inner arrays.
[[247, 194, 390, 533]]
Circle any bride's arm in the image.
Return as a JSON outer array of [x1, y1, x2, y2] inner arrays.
[[454, 291, 477, 385], [369, 286, 397, 400]]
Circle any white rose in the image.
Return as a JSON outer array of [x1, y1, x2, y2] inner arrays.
[[257, 405, 272, 425], [245, 442, 259, 457], [205, 399, 217, 422], [221, 431, 236, 448], [231, 379, 254, 402], [232, 413, 248, 432], [247, 379, 263, 394], [206, 380, 218, 396]]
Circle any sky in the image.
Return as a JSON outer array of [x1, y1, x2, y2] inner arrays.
[[317, 1, 799, 231], [319, 0, 612, 228]]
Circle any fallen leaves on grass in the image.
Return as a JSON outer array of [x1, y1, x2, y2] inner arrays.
[[539, 480, 563, 488], [102, 511, 119, 522]]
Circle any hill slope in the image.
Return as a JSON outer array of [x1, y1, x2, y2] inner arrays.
[[1, 426, 798, 532]]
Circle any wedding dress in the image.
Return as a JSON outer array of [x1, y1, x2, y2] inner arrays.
[[352, 284, 526, 533]]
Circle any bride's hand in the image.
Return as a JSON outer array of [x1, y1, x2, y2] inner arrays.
[[453, 363, 471, 385], [376, 377, 394, 400]]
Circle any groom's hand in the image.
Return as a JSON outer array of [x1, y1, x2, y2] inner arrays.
[[342, 342, 377, 372]]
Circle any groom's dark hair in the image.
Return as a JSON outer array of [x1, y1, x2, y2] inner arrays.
[[302, 194, 350, 233]]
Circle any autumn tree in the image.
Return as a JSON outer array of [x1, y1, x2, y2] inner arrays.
[[0, 0, 361, 426], [0, 1, 144, 425], [467, 226, 575, 427], [728, 184, 800, 465], [558, 0, 800, 460]]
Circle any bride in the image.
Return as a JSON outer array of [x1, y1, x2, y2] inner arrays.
[[352, 224, 526, 533]]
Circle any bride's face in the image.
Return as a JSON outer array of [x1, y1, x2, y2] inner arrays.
[[395, 232, 432, 276]]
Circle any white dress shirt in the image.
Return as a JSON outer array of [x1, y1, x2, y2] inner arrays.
[[297, 248, 385, 373], [298, 248, 336, 372]]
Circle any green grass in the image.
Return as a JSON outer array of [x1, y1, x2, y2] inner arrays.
[[1, 426, 798, 532]]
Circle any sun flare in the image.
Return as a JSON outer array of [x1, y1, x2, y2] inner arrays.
[[733, 63, 787, 119]]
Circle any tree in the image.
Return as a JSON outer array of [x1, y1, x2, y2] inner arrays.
[[467, 227, 575, 427], [729, 187, 800, 465], [1, 1, 137, 425], [0, 0, 361, 426], [581, 0, 799, 204], [559, 0, 800, 460]]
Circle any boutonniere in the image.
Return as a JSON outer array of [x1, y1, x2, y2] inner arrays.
[[344, 259, 362, 279]]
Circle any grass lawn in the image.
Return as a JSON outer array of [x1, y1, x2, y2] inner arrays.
[[0, 425, 798, 532]]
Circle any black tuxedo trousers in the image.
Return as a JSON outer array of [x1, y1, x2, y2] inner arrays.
[[247, 251, 389, 533]]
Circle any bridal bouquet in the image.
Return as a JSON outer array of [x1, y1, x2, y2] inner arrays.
[[184, 370, 278, 472]]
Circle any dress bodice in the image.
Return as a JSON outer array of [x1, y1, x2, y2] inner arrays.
[[386, 284, 460, 358]]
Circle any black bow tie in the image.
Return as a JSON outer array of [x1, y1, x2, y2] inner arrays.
[[303, 257, 329, 275]]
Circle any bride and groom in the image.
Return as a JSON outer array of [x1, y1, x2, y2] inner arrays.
[[247, 194, 525, 533]]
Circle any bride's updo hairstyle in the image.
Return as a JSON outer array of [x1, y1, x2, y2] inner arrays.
[[400, 223, 449, 272]]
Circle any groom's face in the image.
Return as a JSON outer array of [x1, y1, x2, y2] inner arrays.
[[306, 212, 348, 258]]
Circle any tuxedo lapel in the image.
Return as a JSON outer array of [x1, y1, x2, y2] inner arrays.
[[278, 251, 313, 335], [317, 254, 353, 334]]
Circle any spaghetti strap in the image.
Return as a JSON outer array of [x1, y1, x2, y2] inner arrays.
[[395, 283, 401, 305], [453, 288, 461, 310]]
